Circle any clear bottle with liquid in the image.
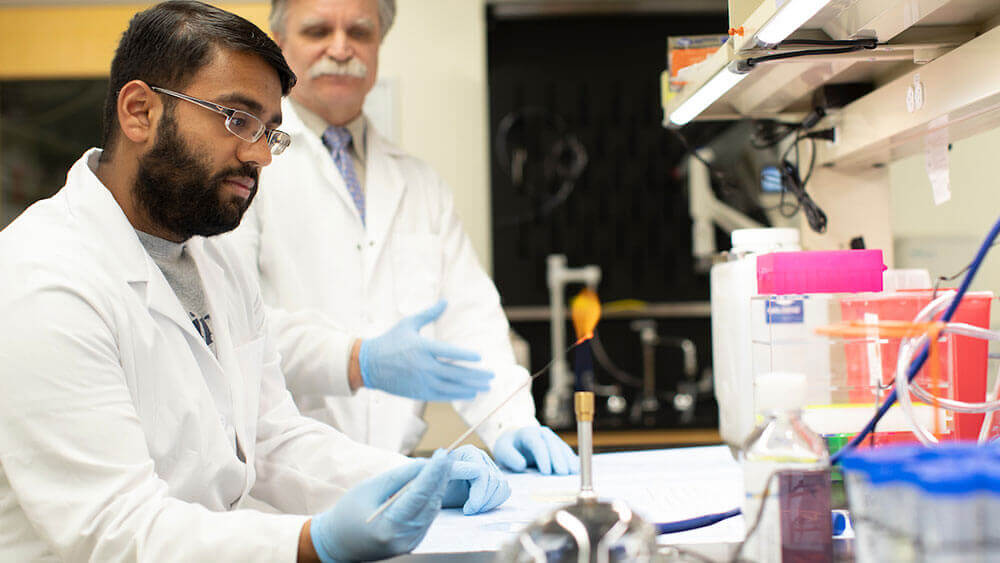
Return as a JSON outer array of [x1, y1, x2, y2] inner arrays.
[[741, 372, 830, 562]]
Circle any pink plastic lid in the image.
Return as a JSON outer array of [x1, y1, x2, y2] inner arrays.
[[756, 249, 887, 295]]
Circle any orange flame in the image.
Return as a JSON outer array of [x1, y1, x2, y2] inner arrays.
[[571, 288, 601, 345]]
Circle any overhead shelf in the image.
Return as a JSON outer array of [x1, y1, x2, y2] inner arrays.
[[662, 0, 1000, 168]]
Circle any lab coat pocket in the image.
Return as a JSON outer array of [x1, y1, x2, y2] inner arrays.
[[392, 234, 442, 316]]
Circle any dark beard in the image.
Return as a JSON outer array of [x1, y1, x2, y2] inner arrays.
[[134, 112, 259, 240]]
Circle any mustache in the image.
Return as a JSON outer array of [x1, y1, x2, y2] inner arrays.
[[213, 164, 260, 191], [309, 57, 368, 79]]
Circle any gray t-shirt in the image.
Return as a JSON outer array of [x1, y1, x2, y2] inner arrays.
[[136, 231, 244, 463], [136, 231, 215, 355]]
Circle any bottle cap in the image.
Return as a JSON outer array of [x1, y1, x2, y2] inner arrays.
[[912, 460, 978, 496], [755, 372, 807, 414], [731, 228, 800, 255], [865, 444, 926, 465], [831, 510, 849, 536], [976, 462, 1000, 492], [882, 269, 931, 292], [867, 461, 916, 489], [838, 450, 871, 479]]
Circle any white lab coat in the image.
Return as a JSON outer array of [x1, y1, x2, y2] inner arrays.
[[226, 100, 538, 454], [0, 150, 407, 562]]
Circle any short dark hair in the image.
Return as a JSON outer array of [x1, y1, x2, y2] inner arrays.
[[102, 0, 296, 154]]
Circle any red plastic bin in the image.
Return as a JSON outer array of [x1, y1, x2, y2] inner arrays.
[[839, 290, 993, 441]]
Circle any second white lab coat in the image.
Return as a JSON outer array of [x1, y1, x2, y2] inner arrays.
[[0, 150, 407, 562], [227, 100, 538, 454]]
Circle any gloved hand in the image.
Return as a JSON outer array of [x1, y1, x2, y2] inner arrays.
[[360, 300, 494, 401], [441, 445, 511, 515], [493, 426, 580, 475], [310, 450, 452, 562]]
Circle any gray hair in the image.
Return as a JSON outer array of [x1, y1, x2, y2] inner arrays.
[[270, 0, 396, 39]]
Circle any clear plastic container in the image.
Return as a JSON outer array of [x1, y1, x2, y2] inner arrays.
[[749, 290, 995, 442], [742, 372, 831, 563], [913, 460, 982, 563], [841, 445, 926, 563], [842, 442, 999, 563], [711, 228, 801, 447], [839, 453, 877, 562], [866, 459, 919, 562], [981, 459, 1000, 561]]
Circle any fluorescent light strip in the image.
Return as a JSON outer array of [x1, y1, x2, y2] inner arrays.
[[755, 0, 832, 47], [669, 63, 749, 126]]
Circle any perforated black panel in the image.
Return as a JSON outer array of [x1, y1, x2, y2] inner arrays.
[[488, 13, 729, 304], [487, 11, 729, 430]]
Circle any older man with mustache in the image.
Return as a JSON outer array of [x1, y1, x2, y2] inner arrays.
[[227, 0, 579, 475]]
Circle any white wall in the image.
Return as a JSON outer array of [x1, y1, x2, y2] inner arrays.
[[376, 0, 493, 272], [890, 126, 1000, 296]]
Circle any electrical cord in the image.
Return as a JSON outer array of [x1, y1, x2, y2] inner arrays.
[[932, 241, 1000, 298], [751, 120, 801, 149], [776, 133, 828, 233], [777, 38, 878, 48], [780, 160, 827, 233], [676, 120, 829, 232], [746, 38, 877, 67], [750, 108, 828, 150], [751, 104, 832, 231]]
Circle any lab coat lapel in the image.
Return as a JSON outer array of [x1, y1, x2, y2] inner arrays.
[[65, 150, 219, 361], [187, 239, 250, 459], [141, 262, 216, 348], [138, 251, 234, 420], [313, 133, 368, 226], [363, 131, 407, 280], [283, 100, 367, 227]]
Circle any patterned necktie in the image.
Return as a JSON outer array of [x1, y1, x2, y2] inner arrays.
[[322, 125, 366, 225]]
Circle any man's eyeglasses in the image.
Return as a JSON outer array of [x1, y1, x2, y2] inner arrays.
[[150, 86, 291, 155]]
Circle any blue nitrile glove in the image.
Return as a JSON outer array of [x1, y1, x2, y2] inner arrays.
[[359, 300, 494, 401], [441, 445, 511, 515], [310, 450, 452, 562], [493, 426, 580, 475]]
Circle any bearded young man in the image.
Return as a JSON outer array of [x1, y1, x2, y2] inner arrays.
[[0, 2, 508, 561]]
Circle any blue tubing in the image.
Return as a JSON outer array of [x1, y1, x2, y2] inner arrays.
[[655, 508, 741, 534]]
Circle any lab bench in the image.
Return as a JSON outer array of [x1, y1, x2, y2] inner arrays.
[[556, 428, 722, 453]]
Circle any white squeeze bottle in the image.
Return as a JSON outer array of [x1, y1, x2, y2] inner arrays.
[[742, 372, 829, 562]]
